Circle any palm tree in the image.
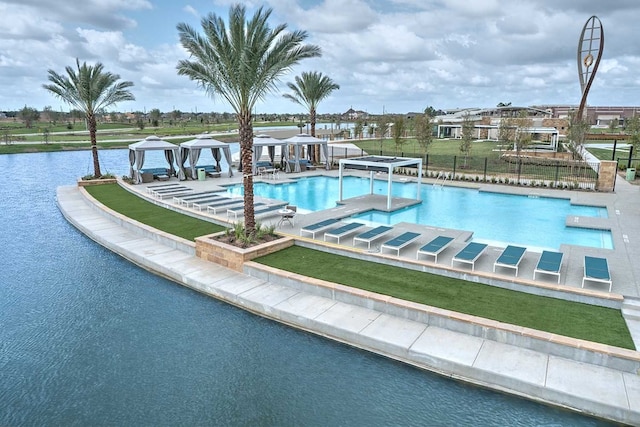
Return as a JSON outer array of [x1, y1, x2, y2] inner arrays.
[[283, 71, 339, 162], [176, 4, 320, 235], [43, 59, 135, 178]]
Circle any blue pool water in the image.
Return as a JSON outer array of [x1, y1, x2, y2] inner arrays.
[[0, 149, 612, 425], [226, 175, 612, 250]]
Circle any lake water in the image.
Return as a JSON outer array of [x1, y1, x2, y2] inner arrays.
[[0, 149, 612, 425]]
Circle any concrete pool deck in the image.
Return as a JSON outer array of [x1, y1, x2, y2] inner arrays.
[[58, 173, 640, 424]]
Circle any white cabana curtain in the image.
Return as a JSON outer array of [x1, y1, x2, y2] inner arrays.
[[252, 145, 264, 175], [179, 135, 234, 178], [188, 148, 202, 179]]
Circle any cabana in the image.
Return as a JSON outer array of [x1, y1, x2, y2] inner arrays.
[[251, 134, 288, 175], [179, 134, 234, 179], [128, 135, 181, 184], [338, 156, 422, 210], [283, 133, 329, 172]]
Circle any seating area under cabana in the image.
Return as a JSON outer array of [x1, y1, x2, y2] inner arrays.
[[284, 134, 330, 172], [179, 134, 234, 180], [251, 134, 289, 175], [128, 135, 182, 184]]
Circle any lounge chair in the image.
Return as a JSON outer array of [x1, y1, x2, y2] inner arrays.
[[226, 202, 266, 220], [173, 192, 223, 206], [380, 232, 421, 256], [324, 222, 365, 244], [300, 218, 341, 239], [533, 250, 563, 283], [416, 236, 454, 263], [451, 242, 488, 271], [582, 256, 612, 292], [353, 225, 394, 250], [202, 198, 244, 214], [493, 245, 527, 276], [155, 188, 194, 199], [148, 185, 189, 197], [254, 203, 288, 219]]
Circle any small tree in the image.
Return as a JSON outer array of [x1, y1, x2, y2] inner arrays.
[[513, 111, 533, 157], [415, 113, 433, 156], [376, 115, 389, 154], [566, 110, 590, 160], [18, 106, 40, 129], [392, 115, 405, 154], [149, 108, 161, 127], [354, 119, 364, 139], [608, 118, 619, 134], [625, 114, 640, 160], [498, 117, 516, 148], [459, 113, 474, 167], [42, 128, 50, 144]]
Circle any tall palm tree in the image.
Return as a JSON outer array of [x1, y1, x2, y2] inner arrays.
[[43, 59, 135, 178], [283, 71, 339, 161], [177, 5, 320, 235]]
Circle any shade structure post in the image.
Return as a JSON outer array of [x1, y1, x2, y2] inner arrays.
[[338, 161, 344, 202], [387, 166, 392, 210], [417, 163, 422, 201], [369, 170, 374, 195]]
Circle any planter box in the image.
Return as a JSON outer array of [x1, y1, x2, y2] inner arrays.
[[77, 178, 118, 187], [195, 232, 294, 272]]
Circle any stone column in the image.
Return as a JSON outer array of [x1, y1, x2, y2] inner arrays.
[[596, 160, 617, 192]]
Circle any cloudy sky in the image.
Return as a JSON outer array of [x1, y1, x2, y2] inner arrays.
[[1, 0, 639, 115]]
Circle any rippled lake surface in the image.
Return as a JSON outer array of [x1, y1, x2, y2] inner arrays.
[[0, 149, 612, 426]]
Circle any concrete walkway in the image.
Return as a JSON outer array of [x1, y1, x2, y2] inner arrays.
[[56, 184, 640, 425]]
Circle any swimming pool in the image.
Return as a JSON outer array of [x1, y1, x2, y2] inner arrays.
[[225, 176, 613, 250]]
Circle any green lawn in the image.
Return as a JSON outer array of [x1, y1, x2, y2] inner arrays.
[[84, 183, 225, 240], [84, 183, 635, 350], [256, 246, 635, 350]]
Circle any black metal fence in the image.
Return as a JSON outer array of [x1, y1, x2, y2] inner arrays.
[[327, 146, 601, 190]]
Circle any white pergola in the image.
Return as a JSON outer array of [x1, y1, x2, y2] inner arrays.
[[338, 156, 422, 210]]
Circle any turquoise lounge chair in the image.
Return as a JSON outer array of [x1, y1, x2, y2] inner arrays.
[[380, 232, 421, 256], [451, 242, 488, 271], [416, 236, 454, 263], [201, 198, 243, 213], [493, 245, 527, 276], [255, 203, 288, 219], [533, 250, 563, 283], [300, 218, 341, 239], [353, 226, 393, 250], [582, 256, 612, 292], [324, 222, 365, 244], [227, 202, 266, 220]]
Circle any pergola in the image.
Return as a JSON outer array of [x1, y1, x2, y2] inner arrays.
[[338, 156, 422, 210], [179, 134, 234, 179], [128, 135, 180, 184]]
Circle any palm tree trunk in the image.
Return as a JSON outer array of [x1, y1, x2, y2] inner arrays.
[[239, 110, 255, 235], [310, 108, 318, 163], [88, 114, 102, 177]]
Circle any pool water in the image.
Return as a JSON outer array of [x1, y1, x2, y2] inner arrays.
[[226, 175, 612, 250]]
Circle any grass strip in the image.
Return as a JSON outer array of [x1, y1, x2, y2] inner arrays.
[[85, 183, 225, 241], [256, 246, 635, 350]]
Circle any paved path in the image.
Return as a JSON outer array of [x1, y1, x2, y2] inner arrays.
[[56, 184, 640, 425]]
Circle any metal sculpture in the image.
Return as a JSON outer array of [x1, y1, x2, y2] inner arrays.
[[577, 16, 604, 120]]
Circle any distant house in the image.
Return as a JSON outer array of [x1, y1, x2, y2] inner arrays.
[[343, 108, 368, 120]]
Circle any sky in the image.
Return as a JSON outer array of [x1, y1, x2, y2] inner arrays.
[[1, 0, 639, 115]]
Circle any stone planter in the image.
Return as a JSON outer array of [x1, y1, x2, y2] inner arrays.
[[77, 178, 118, 187], [195, 232, 294, 272]]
